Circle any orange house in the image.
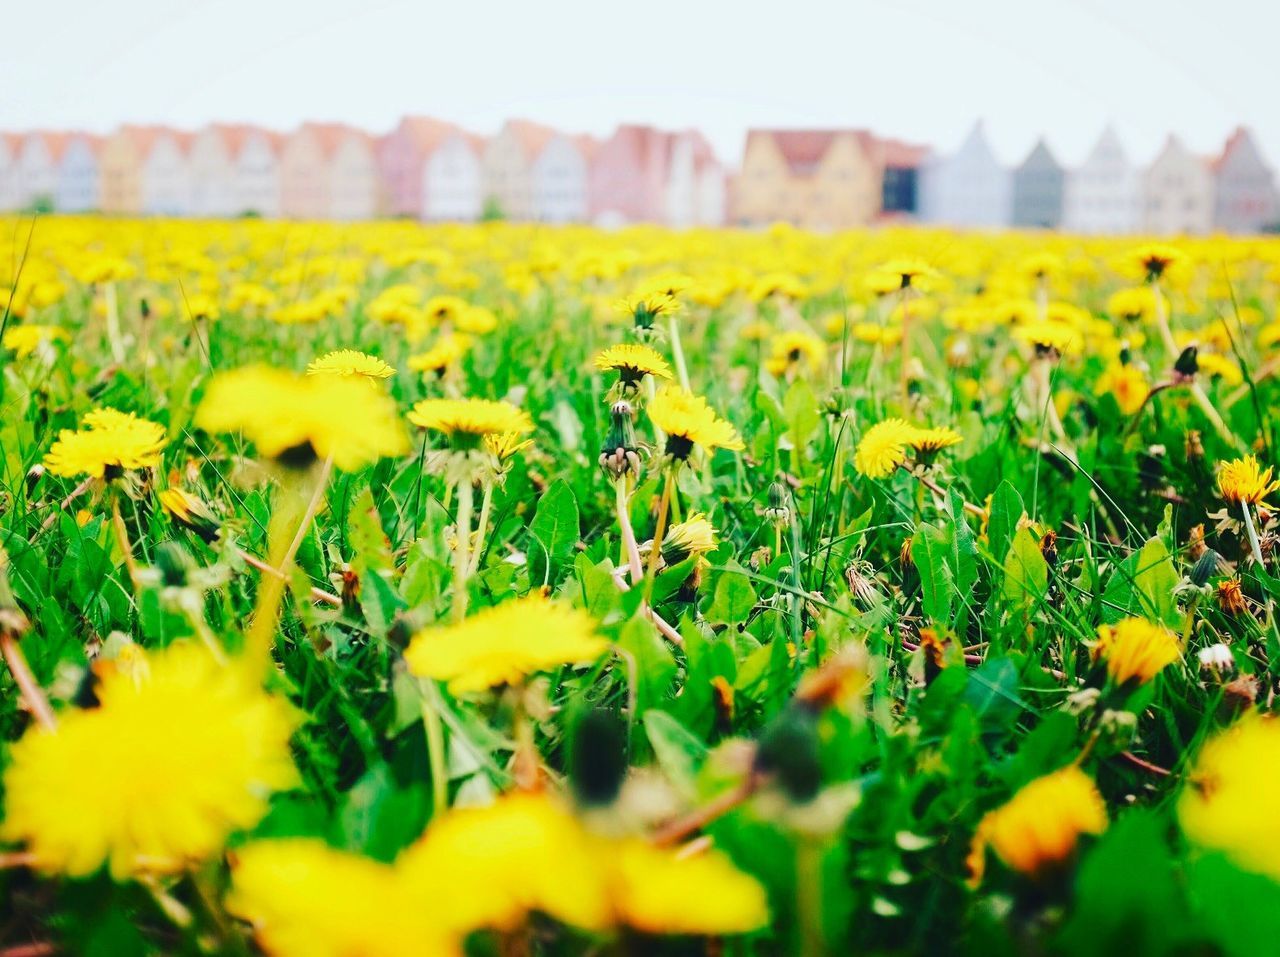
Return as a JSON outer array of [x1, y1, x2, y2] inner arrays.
[[733, 129, 881, 230], [99, 125, 165, 215]]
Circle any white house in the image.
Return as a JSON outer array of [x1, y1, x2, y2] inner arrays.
[[483, 120, 592, 222], [664, 131, 726, 227], [141, 130, 193, 215], [1143, 134, 1214, 235], [1213, 127, 1278, 234], [917, 121, 1011, 227], [0, 134, 22, 210], [55, 133, 101, 212], [424, 130, 485, 221], [16, 132, 61, 209], [1062, 126, 1141, 234], [188, 126, 237, 217], [326, 127, 380, 220], [232, 126, 283, 217]]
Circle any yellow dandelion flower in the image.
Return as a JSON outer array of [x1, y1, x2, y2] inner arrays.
[[1128, 242, 1187, 282], [853, 418, 917, 479], [764, 330, 827, 377], [1096, 363, 1150, 415], [455, 304, 497, 334], [422, 295, 470, 325], [404, 595, 608, 693], [1179, 717, 1280, 880], [968, 766, 1107, 885], [659, 511, 719, 566], [305, 349, 395, 381], [877, 258, 940, 290], [407, 333, 472, 375], [605, 839, 769, 935], [228, 839, 461, 957], [1107, 286, 1156, 322], [908, 426, 963, 455], [1195, 351, 1243, 385], [1217, 455, 1279, 507], [3, 324, 69, 358], [1, 643, 298, 878], [196, 365, 408, 471], [399, 791, 612, 933], [1013, 319, 1078, 355], [1092, 617, 1181, 686], [158, 487, 221, 543], [647, 387, 744, 458], [407, 397, 534, 448], [43, 408, 167, 478], [593, 343, 673, 384]]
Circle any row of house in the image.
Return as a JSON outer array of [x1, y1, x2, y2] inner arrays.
[[736, 123, 1278, 234], [0, 120, 727, 226], [1, 118, 1274, 234]]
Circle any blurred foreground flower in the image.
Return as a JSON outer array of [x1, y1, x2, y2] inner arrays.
[[196, 365, 408, 471], [43, 408, 167, 479], [2, 643, 297, 878]]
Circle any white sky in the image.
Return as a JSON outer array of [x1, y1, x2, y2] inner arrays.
[[3, 0, 1278, 169]]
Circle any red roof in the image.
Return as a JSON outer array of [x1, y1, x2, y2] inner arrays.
[[300, 122, 372, 158], [504, 118, 558, 158], [396, 116, 467, 154]]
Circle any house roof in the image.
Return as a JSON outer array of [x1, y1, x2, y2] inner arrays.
[[504, 119, 559, 158], [300, 122, 372, 158], [746, 129, 877, 175], [1212, 126, 1266, 174], [208, 123, 283, 157], [396, 115, 468, 154], [874, 137, 928, 168]]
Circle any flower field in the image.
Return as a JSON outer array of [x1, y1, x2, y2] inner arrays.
[[4, 216, 1280, 954]]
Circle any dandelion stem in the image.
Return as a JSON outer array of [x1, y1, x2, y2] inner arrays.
[[245, 455, 333, 662], [452, 477, 474, 621], [911, 470, 986, 518], [643, 468, 675, 599], [669, 313, 690, 391], [0, 632, 56, 732], [420, 682, 450, 816], [796, 838, 826, 957], [110, 496, 141, 589], [234, 547, 342, 608], [899, 286, 913, 407], [103, 280, 125, 364], [615, 477, 643, 583], [469, 478, 495, 576], [1242, 500, 1266, 568], [651, 773, 761, 846]]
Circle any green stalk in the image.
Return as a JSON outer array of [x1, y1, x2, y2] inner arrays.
[[452, 477, 474, 621]]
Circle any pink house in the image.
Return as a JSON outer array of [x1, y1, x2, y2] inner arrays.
[[378, 116, 485, 221], [590, 125, 672, 225]]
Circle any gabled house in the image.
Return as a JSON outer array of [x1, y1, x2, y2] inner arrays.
[[1011, 138, 1065, 228], [188, 125, 238, 217], [1212, 127, 1278, 234], [1143, 134, 1214, 235], [733, 129, 880, 230], [483, 120, 591, 222], [917, 121, 1011, 227], [1062, 126, 1141, 234], [0, 134, 21, 210], [55, 133, 102, 212], [877, 139, 928, 218], [141, 129, 194, 215], [378, 116, 485, 221], [15, 132, 65, 209], [530, 129, 592, 222], [282, 123, 380, 220], [590, 124, 674, 226], [663, 130, 726, 227], [229, 125, 283, 217], [101, 125, 166, 214]]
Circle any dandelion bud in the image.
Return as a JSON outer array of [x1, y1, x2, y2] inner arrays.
[[754, 706, 822, 803], [1118, 341, 1133, 366], [1174, 345, 1199, 380], [139, 297, 151, 321], [1039, 530, 1059, 569], [1137, 446, 1165, 490], [843, 560, 879, 606], [1189, 548, 1224, 587], [1187, 524, 1208, 561], [159, 487, 222, 544], [154, 541, 195, 589], [599, 401, 640, 481], [568, 708, 628, 807], [765, 482, 792, 530]]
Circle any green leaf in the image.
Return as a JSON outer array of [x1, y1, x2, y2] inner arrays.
[[783, 378, 820, 454], [705, 566, 757, 624], [528, 478, 580, 583], [643, 710, 707, 799], [1002, 526, 1048, 612], [912, 523, 955, 627], [987, 480, 1024, 563], [334, 764, 430, 862], [349, 486, 405, 635], [616, 615, 676, 714], [1101, 537, 1180, 627]]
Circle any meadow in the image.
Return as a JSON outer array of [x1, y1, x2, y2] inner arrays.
[[2, 215, 1280, 955]]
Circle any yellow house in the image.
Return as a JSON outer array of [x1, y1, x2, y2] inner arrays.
[[99, 125, 163, 215], [733, 129, 881, 230]]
